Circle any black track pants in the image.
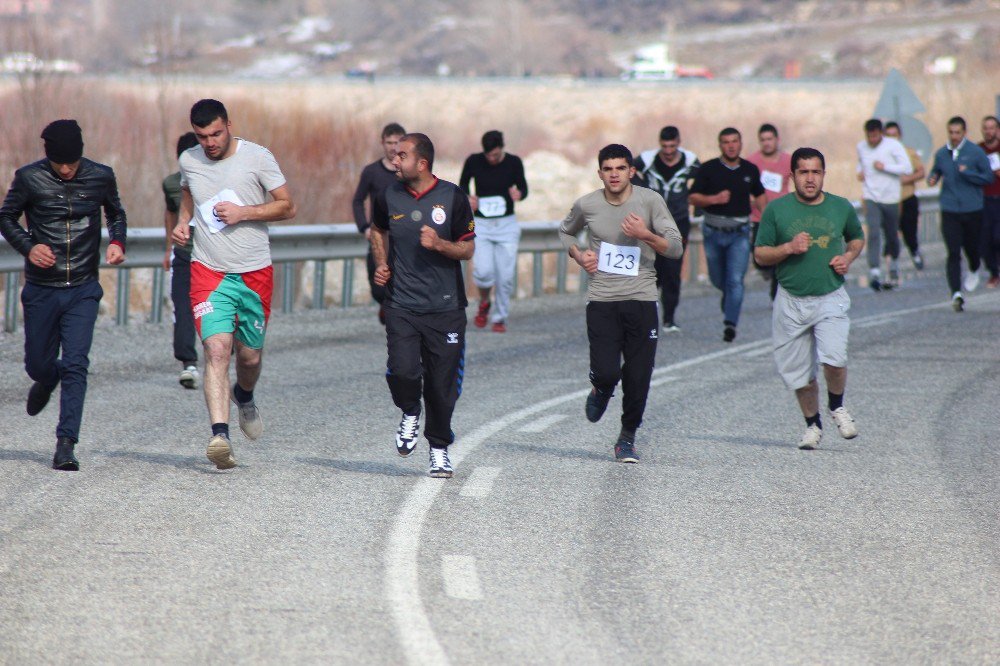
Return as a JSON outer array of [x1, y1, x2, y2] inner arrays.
[[586, 300, 659, 432], [384, 306, 466, 448]]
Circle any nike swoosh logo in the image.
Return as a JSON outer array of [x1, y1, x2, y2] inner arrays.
[[391, 214, 405, 220]]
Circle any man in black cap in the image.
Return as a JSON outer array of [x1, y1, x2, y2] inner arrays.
[[0, 119, 127, 470]]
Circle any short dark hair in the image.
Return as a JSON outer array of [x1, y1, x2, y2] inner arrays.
[[190, 99, 228, 128], [481, 130, 504, 153], [884, 121, 901, 133], [402, 132, 434, 170], [791, 147, 825, 171], [948, 116, 966, 130], [176, 131, 198, 158], [659, 126, 680, 142], [984, 115, 1000, 126], [719, 127, 741, 140], [381, 122, 406, 139], [758, 123, 778, 137], [597, 144, 633, 167], [864, 118, 883, 133]]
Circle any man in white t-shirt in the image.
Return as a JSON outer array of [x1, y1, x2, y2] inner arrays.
[[856, 118, 912, 290], [171, 99, 296, 470]]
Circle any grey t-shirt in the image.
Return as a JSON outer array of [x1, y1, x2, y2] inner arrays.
[[559, 185, 682, 302], [179, 139, 286, 273]]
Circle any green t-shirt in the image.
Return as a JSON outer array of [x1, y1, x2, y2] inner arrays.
[[162, 171, 194, 254], [755, 192, 864, 297]]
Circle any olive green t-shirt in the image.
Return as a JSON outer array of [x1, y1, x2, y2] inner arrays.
[[162, 171, 194, 254], [755, 192, 864, 297]]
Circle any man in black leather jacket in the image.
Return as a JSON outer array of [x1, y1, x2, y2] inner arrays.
[[0, 119, 127, 471]]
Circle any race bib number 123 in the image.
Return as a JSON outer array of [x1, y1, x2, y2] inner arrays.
[[598, 241, 640, 276]]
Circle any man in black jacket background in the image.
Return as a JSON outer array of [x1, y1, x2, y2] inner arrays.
[[0, 119, 127, 471]]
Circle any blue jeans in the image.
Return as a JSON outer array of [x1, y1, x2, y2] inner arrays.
[[21, 280, 103, 441], [702, 223, 751, 326]]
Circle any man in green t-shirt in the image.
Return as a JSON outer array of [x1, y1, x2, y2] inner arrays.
[[754, 147, 865, 450]]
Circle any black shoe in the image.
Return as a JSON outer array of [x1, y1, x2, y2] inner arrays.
[[870, 279, 882, 292], [378, 305, 386, 326], [585, 388, 612, 423], [52, 437, 79, 471], [723, 324, 736, 343], [614, 438, 639, 463], [27, 381, 53, 416]]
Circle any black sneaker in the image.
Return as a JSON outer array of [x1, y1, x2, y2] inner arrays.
[[428, 447, 453, 478], [614, 438, 639, 463], [395, 412, 420, 457], [913, 253, 924, 270], [52, 437, 79, 471], [952, 292, 965, 312], [723, 325, 736, 343], [585, 388, 612, 423], [870, 278, 882, 292], [27, 381, 53, 416]]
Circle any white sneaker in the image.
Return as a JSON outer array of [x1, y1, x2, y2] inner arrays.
[[395, 412, 420, 457], [964, 270, 981, 293], [428, 447, 453, 478], [829, 407, 858, 439], [662, 323, 681, 333], [798, 424, 822, 450], [179, 365, 199, 389], [952, 292, 965, 312]]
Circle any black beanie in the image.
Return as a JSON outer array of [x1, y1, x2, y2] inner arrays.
[[41, 119, 84, 164]]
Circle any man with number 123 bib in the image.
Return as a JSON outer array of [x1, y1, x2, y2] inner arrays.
[[559, 144, 682, 463]]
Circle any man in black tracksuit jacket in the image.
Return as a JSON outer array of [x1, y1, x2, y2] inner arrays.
[[371, 133, 475, 479], [0, 120, 127, 470]]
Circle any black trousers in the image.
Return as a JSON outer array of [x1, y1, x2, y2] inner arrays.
[[899, 195, 920, 258], [942, 210, 982, 293], [384, 306, 466, 448], [366, 246, 387, 304], [586, 300, 659, 433], [21, 280, 103, 441], [170, 249, 198, 364], [979, 197, 1000, 278], [750, 223, 778, 300], [654, 216, 690, 325]]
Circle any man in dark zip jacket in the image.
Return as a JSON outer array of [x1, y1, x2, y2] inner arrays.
[[0, 119, 127, 471]]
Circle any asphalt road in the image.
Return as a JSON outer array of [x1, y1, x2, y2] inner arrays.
[[0, 259, 997, 665]]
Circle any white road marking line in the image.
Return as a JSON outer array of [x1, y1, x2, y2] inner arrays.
[[743, 346, 774, 358], [517, 413, 569, 433], [854, 316, 898, 329], [648, 375, 679, 388], [459, 466, 501, 498], [384, 292, 1000, 666], [441, 555, 483, 601]]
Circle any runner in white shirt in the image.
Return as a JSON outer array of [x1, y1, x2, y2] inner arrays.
[[856, 118, 913, 290]]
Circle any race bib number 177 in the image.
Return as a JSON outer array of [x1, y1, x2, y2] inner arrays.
[[598, 241, 640, 276]]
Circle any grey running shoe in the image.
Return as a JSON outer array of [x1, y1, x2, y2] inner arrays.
[[179, 365, 199, 389], [206, 434, 236, 469], [798, 424, 822, 450], [231, 387, 263, 440], [429, 447, 453, 478], [396, 412, 420, 457], [614, 438, 639, 463], [829, 407, 858, 439]]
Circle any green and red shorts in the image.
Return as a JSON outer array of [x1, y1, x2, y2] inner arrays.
[[190, 261, 273, 349]]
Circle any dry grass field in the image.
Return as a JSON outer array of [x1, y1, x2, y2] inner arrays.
[[2, 74, 998, 228]]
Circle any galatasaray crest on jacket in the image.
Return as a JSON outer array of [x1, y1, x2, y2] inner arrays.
[[431, 205, 447, 225]]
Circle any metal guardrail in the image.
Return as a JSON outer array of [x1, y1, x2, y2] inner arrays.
[[0, 192, 942, 332]]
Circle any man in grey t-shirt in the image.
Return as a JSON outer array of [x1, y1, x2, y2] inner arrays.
[[171, 99, 296, 470], [560, 144, 681, 463]]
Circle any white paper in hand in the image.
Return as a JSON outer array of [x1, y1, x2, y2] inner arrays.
[[198, 189, 245, 234], [988, 152, 1000, 172], [760, 170, 784, 194]]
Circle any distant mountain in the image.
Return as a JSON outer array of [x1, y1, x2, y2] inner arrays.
[[4, 0, 998, 79]]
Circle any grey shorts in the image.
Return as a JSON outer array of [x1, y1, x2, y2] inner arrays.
[[772, 285, 850, 390]]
